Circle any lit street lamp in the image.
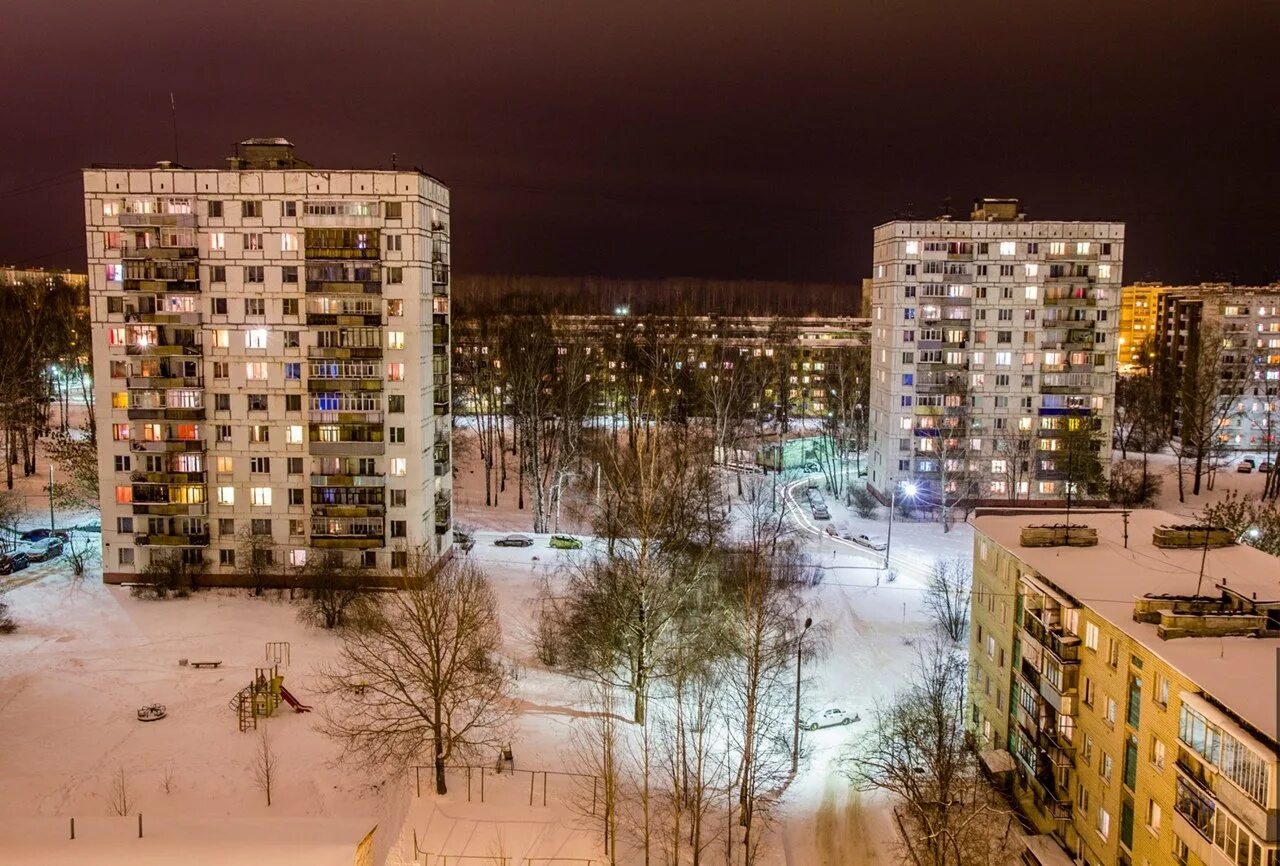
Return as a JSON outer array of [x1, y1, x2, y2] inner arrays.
[[792, 615, 813, 774], [884, 480, 919, 569]]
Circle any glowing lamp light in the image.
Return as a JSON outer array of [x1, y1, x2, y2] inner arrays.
[[902, 481, 919, 498]]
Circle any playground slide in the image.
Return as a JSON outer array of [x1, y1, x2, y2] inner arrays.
[[279, 685, 313, 713]]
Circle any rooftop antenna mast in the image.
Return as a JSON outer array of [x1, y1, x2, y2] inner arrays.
[[169, 92, 180, 163]]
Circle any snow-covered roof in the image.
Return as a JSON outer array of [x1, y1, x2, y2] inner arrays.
[[974, 509, 1280, 745], [0, 817, 375, 865]]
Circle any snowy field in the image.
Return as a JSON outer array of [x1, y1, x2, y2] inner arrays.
[[2, 428, 1267, 864]]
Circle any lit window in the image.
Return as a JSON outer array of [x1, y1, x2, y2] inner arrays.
[[217, 486, 235, 505], [106, 263, 123, 282], [1024, 286, 1038, 301], [112, 423, 130, 440], [905, 240, 919, 255], [387, 331, 405, 350], [1098, 264, 1112, 279], [111, 391, 129, 409], [387, 362, 405, 381], [1077, 242, 1091, 254], [389, 457, 407, 476], [999, 241, 1016, 255], [212, 329, 230, 348], [103, 200, 120, 217], [210, 232, 225, 251], [245, 329, 268, 349], [245, 362, 268, 380], [115, 485, 133, 504], [250, 487, 272, 507], [108, 327, 127, 346], [281, 232, 298, 252], [216, 456, 233, 473], [286, 425, 303, 444], [1025, 263, 1038, 277], [289, 549, 307, 568], [1049, 241, 1065, 255]]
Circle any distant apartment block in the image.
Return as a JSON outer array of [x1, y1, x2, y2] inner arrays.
[[1117, 282, 1167, 372], [84, 138, 452, 584], [453, 313, 870, 421], [868, 198, 1123, 505], [1, 267, 88, 291], [1151, 283, 1280, 454], [970, 510, 1279, 866]]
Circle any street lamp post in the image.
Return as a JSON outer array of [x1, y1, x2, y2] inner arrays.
[[884, 481, 918, 570], [792, 615, 813, 774]]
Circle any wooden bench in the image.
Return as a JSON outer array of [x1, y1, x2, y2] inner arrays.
[[190, 661, 222, 669]]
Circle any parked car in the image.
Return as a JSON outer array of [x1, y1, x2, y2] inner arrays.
[[24, 537, 63, 562], [19, 528, 69, 542], [453, 530, 475, 552], [811, 504, 830, 520], [801, 707, 859, 731], [494, 534, 534, 548], [1260, 462, 1274, 473], [75, 522, 102, 533], [803, 461, 820, 473], [549, 534, 583, 550], [852, 533, 888, 551], [0, 551, 30, 574], [1237, 462, 1254, 474]]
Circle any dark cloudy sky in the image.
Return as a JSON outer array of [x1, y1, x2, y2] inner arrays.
[[1, 0, 1277, 287]]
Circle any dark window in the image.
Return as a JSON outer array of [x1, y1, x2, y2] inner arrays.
[[288, 488, 304, 506], [219, 549, 235, 565], [251, 518, 271, 536], [390, 489, 406, 507], [218, 518, 234, 535], [245, 266, 265, 283], [388, 395, 405, 413], [210, 265, 226, 283], [385, 201, 402, 219], [212, 297, 227, 315], [391, 551, 407, 569], [114, 455, 131, 471], [242, 200, 262, 218], [282, 267, 298, 284], [117, 516, 134, 533], [282, 298, 299, 315], [287, 457, 303, 474], [248, 394, 268, 411], [391, 520, 407, 538], [215, 393, 230, 411], [107, 296, 124, 314], [208, 200, 223, 218], [283, 201, 297, 217], [285, 395, 302, 412]]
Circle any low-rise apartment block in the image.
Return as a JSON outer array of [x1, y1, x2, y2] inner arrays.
[[971, 509, 1279, 866]]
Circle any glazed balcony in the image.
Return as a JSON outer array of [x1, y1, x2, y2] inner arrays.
[[307, 346, 383, 361], [129, 439, 205, 454], [134, 532, 210, 547], [125, 375, 203, 390], [308, 473, 384, 487], [130, 470, 207, 485], [131, 502, 208, 517], [121, 246, 200, 260], [308, 410, 384, 425]]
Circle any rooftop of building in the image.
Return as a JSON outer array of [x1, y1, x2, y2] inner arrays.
[[86, 138, 446, 185], [876, 197, 1125, 228], [973, 508, 1280, 745], [0, 817, 375, 866]]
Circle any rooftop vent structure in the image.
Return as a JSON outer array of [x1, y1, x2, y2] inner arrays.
[[226, 138, 311, 171], [970, 198, 1025, 222], [1152, 524, 1235, 550], [1019, 523, 1098, 548]]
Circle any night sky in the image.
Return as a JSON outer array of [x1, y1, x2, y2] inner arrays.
[[1, 0, 1277, 287]]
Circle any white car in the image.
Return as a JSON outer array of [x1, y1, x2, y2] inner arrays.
[[23, 537, 64, 562], [851, 533, 888, 552], [802, 707, 859, 730]]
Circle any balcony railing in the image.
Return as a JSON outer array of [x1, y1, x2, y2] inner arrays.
[[134, 532, 210, 547]]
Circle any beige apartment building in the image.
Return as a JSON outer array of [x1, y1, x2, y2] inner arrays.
[[83, 139, 452, 584], [867, 198, 1124, 506], [970, 509, 1279, 866]]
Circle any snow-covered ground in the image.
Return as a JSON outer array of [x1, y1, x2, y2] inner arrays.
[[5, 426, 1269, 865]]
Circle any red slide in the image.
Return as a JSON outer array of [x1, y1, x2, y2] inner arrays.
[[279, 685, 313, 713]]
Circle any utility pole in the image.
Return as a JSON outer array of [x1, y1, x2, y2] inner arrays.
[[792, 616, 813, 774], [48, 462, 56, 532]]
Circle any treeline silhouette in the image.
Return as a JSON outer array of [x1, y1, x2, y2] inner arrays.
[[452, 274, 863, 317]]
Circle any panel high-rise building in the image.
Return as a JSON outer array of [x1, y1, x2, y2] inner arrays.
[[84, 139, 452, 584], [867, 199, 1123, 506]]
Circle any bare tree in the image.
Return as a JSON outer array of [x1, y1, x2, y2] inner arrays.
[[45, 424, 99, 514], [252, 727, 278, 806], [1201, 491, 1280, 556], [993, 423, 1035, 502], [317, 553, 514, 795], [934, 374, 974, 531], [107, 766, 131, 816], [845, 642, 1020, 866], [296, 553, 378, 630], [922, 557, 970, 643], [1168, 323, 1249, 499], [453, 315, 510, 508], [64, 532, 99, 579], [236, 525, 276, 597]]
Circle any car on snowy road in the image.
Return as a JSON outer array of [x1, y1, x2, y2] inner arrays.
[[0, 551, 30, 574], [851, 533, 888, 551], [802, 707, 859, 730], [494, 534, 534, 548], [549, 535, 583, 550], [811, 504, 830, 520], [23, 537, 63, 562], [19, 528, 69, 543], [453, 530, 475, 552]]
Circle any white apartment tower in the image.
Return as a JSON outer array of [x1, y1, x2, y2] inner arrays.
[[84, 139, 452, 584], [867, 199, 1123, 505]]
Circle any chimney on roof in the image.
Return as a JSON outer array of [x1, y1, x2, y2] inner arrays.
[[230, 138, 311, 170]]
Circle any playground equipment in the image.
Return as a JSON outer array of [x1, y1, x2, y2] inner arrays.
[[229, 664, 314, 730], [265, 641, 290, 668], [229, 664, 283, 732], [137, 704, 167, 722]]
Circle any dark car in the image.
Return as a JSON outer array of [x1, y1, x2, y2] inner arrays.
[[20, 528, 70, 542], [0, 551, 30, 574], [453, 530, 475, 552], [24, 537, 64, 562], [494, 534, 534, 548]]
